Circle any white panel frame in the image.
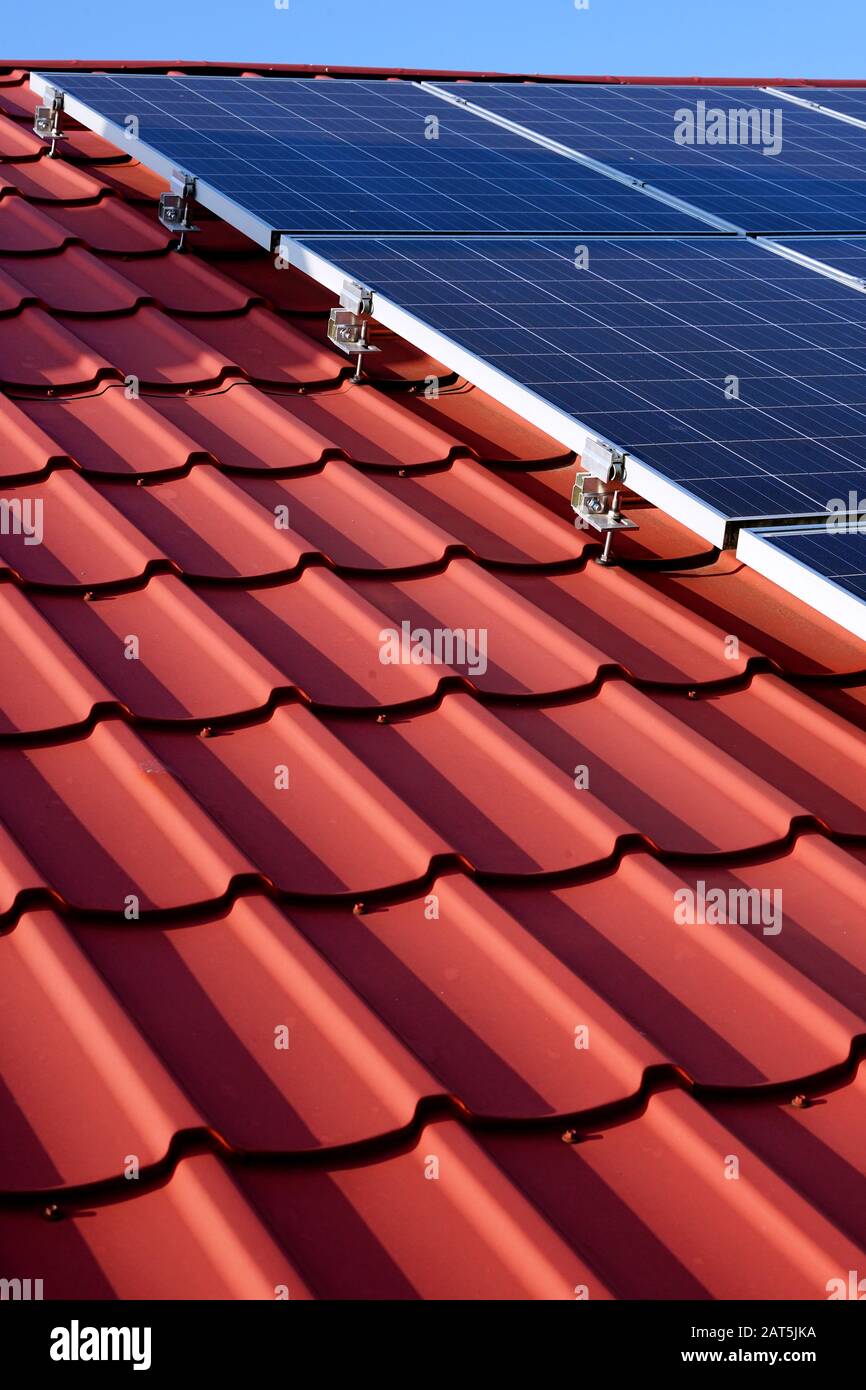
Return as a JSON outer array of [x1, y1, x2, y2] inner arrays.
[[757, 236, 866, 294], [737, 524, 866, 644]]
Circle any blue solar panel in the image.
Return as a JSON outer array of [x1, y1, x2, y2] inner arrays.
[[39, 73, 709, 235], [299, 233, 866, 525], [755, 526, 866, 597], [435, 82, 866, 233]]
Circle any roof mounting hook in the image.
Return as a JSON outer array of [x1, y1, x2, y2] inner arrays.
[[571, 438, 639, 565], [158, 171, 199, 252], [33, 88, 66, 157], [327, 281, 381, 382]]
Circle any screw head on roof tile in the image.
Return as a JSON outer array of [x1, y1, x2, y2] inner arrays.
[[792, 1094, 810, 1108], [43, 1203, 62, 1221], [83, 591, 94, 602], [561, 1129, 579, 1145], [200, 726, 213, 738], [398, 469, 407, 477], [688, 689, 698, 700], [376, 713, 388, 724], [353, 901, 366, 915]]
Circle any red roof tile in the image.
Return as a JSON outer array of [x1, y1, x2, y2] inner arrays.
[[1, 62, 866, 1302]]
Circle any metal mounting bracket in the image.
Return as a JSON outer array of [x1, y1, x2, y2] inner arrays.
[[33, 88, 65, 157], [158, 171, 199, 251], [572, 473, 639, 564], [327, 281, 380, 382], [580, 436, 627, 484]]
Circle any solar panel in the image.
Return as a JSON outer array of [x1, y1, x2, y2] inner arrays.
[[737, 523, 866, 641], [288, 232, 866, 544], [431, 82, 866, 233], [32, 73, 710, 238]]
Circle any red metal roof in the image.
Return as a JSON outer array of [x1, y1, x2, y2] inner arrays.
[[1, 64, 866, 1302], [14, 61, 866, 86]]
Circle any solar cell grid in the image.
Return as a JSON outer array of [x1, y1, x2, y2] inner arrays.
[[37, 73, 707, 235], [765, 527, 866, 583], [297, 232, 866, 528], [434, 81, 866, 232]]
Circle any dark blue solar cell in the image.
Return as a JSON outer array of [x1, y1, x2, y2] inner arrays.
[[765, 527, 866, 580], [38, 73, 710, 235], [298, 233, 866, 525], [746, 525, 866, 612], [435, 82, 866, 233]]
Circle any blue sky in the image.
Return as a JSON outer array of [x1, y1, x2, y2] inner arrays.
[[8, 1, 866, 79]]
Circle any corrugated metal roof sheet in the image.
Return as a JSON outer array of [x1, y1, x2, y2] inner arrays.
[[1, 64, 866, 1301]]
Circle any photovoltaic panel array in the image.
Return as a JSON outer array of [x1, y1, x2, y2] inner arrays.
[[32, 73, 709, 236], [433, 82, 866, 232], [31, 68, 866, 620], [292, 233, 866, 542], [738, 524, 866, 640]]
